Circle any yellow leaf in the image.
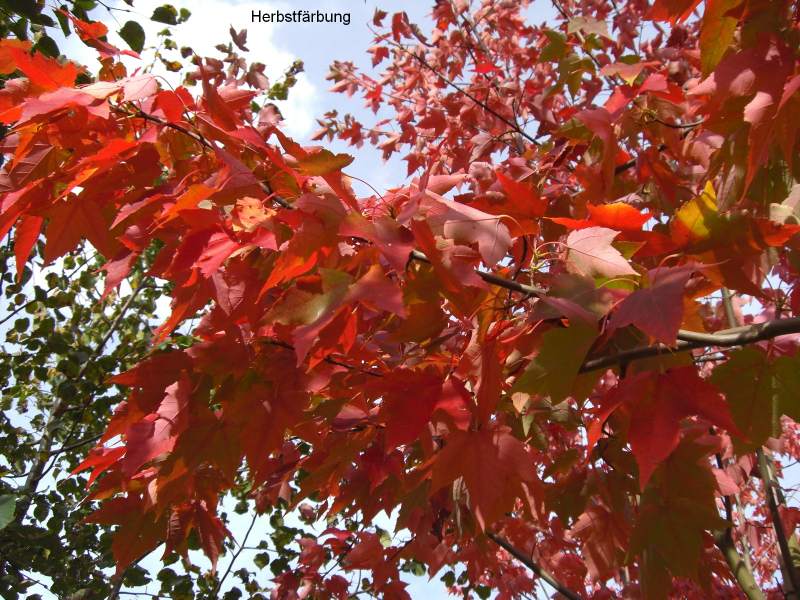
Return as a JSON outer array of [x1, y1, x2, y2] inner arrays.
[[670, 182, 719, 246]]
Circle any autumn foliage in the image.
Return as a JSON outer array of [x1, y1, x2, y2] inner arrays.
[[3, 0, 800, 598]]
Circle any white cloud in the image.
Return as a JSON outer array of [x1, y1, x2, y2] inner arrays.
[[57, 0, 318, 138]]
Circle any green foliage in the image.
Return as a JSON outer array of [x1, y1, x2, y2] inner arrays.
[[118, 20, 145, 53], [0, 242, 159, 598], [151, 5, 179, 25]]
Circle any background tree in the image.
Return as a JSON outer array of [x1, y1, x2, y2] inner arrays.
[[2, 0, 800, 599], [0, 3, 305, 599]]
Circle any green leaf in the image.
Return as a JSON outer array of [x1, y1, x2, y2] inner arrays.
[[0, 494, 17, 530], [33, 35, 60, 58], [711, 347, 781, 450], [699, 0, 743, 75], [773, 355, 800, 423], [54, 6, 71, 36], [253, 552, 269, 569], [151, 4, 178, 25], [118, 20, 145, 53], [711, 348, 800, 448], [10, 17, 29, 41], [512, 323, 597, 402], [540, 30, 567, 62], [630, 435, 728, 596]]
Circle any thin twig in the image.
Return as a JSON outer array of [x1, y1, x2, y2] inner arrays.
[[212, 512, 259, 597], [264, 339, 383, 378], [113, 105, 213, 149], [384, 39, 539, 147], [409, 250, 545, 297], [647, 116, 705, 129], [47, 432, 104, 456]]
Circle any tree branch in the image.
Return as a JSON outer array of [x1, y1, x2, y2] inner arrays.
[[712, 440, 764, 600], [113, 105, 213, 149], [47, 432, 104, 456], [263, 338, 383, 377], [758, 449, 800, 597], [579, 317, 800, 373], [487, 532, 582, 600], [718, 288, 796, 597], [713, 530, 765, 600]]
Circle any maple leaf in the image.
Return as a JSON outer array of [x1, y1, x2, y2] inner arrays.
[[647, 0, 702, 22], [62, 10, 139, 58], [43, 196, 118, 265], [198, 64, 238, 131], [550, 202, 651, 233], [430, 427, 534, 530], [0, 39, 83, 92], [568, 16, 610, 39], [372, 369, 445, 448], [418, 190, 512, 266], [609, 264, 695, 344], [122, 377, 190, 476], [565, 227, 638, 279], [592, 367, 738, 488], [99, 249, 137, 299], [344, 532, 384, 569], [569, 502, 629, 580], [699, 0, 744, 75], [72, 445, 126, 487], [630, 434, 728, 596], [495, 171, 547, 220], [513, 323, 597, 402], [295, 148, 354, 176], [575, 109, 617, 194], [586, 203, 650, 231], [600, 62, 653, 85], [84, 496, 165, 573], [410, 218, 487, 298], [13, 215, 43, 281]]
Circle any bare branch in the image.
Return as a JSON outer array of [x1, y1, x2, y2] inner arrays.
[[580, 317, 800, 373]]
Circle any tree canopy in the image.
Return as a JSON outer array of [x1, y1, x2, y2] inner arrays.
[[3, 0, 800, 598]]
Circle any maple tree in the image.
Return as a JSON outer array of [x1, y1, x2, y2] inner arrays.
[[3, 0, 800, 598]]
